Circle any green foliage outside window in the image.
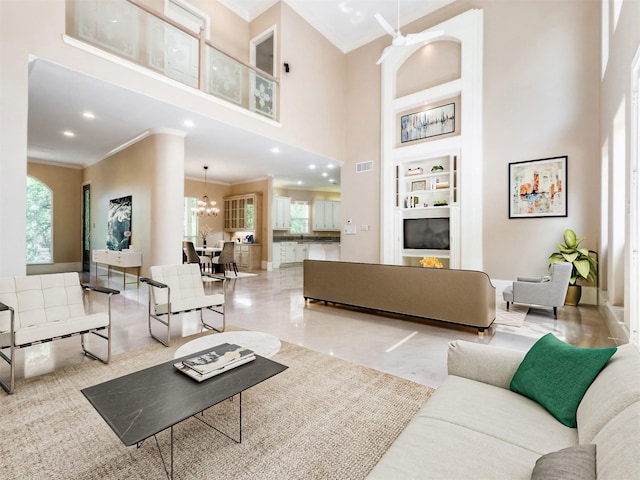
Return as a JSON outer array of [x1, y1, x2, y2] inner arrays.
[[290, 202, 309, 234], [26, 177, 52, 264]]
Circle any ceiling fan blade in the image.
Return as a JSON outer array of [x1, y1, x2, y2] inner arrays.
[[376, 46, 393, 65], [405, 30, 444, 46], [374, 13, 399, 39]]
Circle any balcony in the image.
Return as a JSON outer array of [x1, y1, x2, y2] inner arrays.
[[67, 0, 278, 121]]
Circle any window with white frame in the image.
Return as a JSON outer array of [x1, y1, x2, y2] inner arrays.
[[184, 197, 198, 243], [290, 201, 309, 234]]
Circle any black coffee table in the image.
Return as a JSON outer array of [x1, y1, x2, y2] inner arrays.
[[82, 348, 288, 479]]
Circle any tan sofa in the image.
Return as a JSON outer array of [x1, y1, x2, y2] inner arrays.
[[367, 340, 640, 479], [303, 260, 496, 333]]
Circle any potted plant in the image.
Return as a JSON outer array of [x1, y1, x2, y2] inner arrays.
[[548, 228, 597, 305]]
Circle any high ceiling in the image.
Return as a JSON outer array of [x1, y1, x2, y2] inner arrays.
[[27, 0, 451, 188], [222, 0, 453, 52]]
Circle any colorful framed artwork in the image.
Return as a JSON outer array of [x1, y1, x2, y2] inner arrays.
[[401, 103, 455, 143], [509, 156, 567, 218]]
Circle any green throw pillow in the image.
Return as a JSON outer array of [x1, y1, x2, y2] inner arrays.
[[510, 333, 617, 427]]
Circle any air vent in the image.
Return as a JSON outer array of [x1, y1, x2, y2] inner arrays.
[[356, 160, 374, 173]]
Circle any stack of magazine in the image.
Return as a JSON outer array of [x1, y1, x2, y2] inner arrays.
[[174, 343, 255, 382]]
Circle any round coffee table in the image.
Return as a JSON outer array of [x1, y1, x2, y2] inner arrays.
[[174, 331, 281, 359]]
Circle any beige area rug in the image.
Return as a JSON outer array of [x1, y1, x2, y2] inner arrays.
[[1, 332, 433, 480]]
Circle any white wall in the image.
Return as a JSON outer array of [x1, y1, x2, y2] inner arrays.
[[600, 0, 640, 333]]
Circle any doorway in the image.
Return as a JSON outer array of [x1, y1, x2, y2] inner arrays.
[[82, 183, 91, 272], [250, 26, 276, 76]]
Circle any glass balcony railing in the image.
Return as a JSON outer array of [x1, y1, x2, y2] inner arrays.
[[68, 0, 278, 120]]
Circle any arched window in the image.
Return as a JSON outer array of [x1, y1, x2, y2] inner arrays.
[[26, 176, 52, 264]]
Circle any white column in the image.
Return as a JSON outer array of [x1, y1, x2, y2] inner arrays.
[[149, 130, 186, 268], [0, 36, 28, 276]]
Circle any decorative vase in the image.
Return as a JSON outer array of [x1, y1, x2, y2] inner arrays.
[[203, 239, 207, 248], [564, 285, 582, 306]]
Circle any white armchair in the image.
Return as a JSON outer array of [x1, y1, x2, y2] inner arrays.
[[502, 262, 572, 319], [140, 264, 225, 346]]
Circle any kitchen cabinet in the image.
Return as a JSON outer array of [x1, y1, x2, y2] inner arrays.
[[294, 244, 308, 262], [235, 243, 261, 269], [224, 193, 261, 232], [312, 200, 341, 231], [272, 242, 309, 268], [284, 244, 296, 263], [272, 196, 291, 230]]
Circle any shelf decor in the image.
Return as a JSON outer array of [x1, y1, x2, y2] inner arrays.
[[411, 180, 427, 192], [509, 156, 567, 218], [420, 256, 443, 269], [401, 103, 455, 143]]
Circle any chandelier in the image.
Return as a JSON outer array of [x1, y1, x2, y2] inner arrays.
[[193, 166, 219, 216]]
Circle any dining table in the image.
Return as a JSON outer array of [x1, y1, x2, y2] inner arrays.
[[195, 246, 223, 273]]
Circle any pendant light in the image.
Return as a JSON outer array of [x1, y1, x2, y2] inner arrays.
[[193, 166, 219, 216]]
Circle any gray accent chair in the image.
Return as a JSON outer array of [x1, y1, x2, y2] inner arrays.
[[502, 262, 572, 319]]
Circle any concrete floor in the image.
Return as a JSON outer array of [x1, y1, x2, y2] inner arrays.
[[5, 265, 617, 389]]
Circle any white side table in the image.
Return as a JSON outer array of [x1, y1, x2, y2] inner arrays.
[[174, 331, 281, 359]]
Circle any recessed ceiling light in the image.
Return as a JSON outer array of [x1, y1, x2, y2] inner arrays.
[[322, 172, 328, 177], [82, 111, 95, 119], [270, 147, 280, 154], [327, 163, 335, 169], [297, 181, 303, 185], [309, 164, 316, 170], [184, 120, 194, 128], [328, 178, 334, 183], [62, 130, 75, 137]]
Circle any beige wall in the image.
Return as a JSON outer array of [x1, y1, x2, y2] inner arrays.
[[279, 2, 347, 163], [84, 135, 158, 275], [27, 161, 83, 265], [342, 0, 601, 281], [481, 1, 601, 280]]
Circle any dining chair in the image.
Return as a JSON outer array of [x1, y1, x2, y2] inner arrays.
[[212, 241, 238, 276], [182, 241, 212, 274]]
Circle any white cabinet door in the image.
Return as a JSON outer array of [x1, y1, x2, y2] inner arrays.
[[330, 201, 341, 229], [313, 201, 326, 230], [313, 200, 341, 231], [272, 196, 291, 229], [284, 244, 296, 263], [294, 244, 307, 262]]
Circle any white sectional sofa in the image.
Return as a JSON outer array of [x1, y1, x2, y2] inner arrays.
[[367, 339, 640, 479]]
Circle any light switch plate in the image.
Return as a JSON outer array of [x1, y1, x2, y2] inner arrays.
[[343, 224, 356, 234]]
